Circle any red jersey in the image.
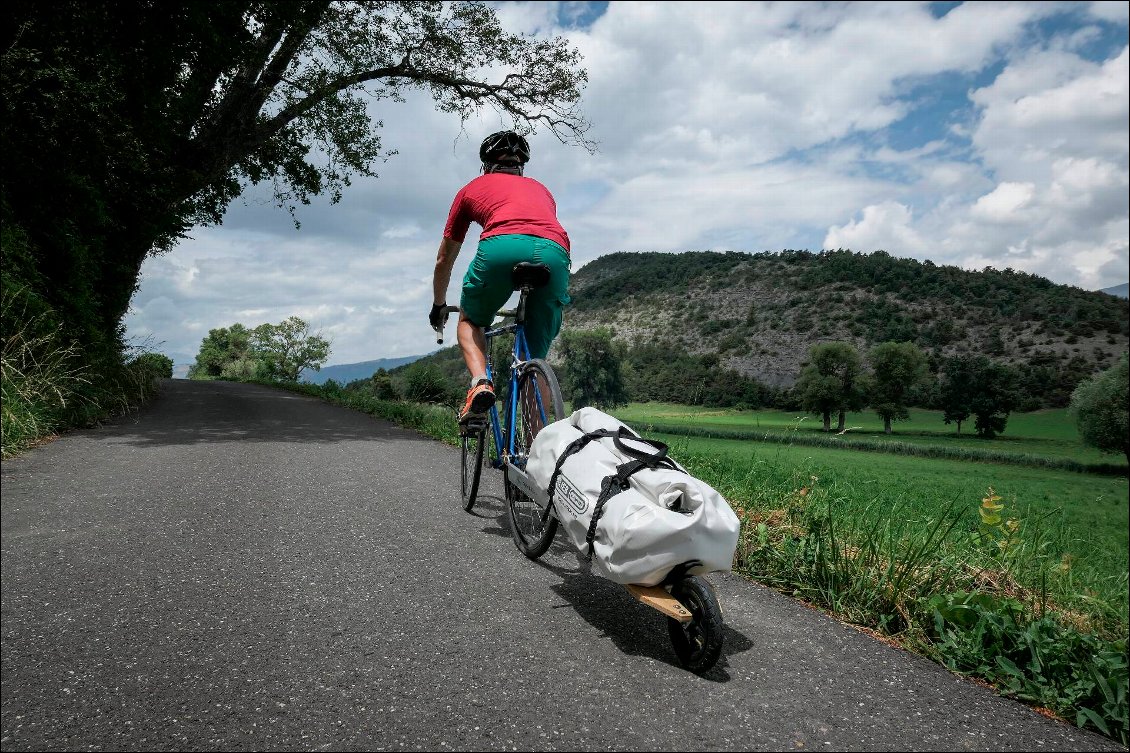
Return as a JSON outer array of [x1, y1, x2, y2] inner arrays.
[[443, 173, 570, 252]]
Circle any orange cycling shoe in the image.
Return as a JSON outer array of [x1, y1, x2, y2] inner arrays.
[[459, 380, 496, 423]]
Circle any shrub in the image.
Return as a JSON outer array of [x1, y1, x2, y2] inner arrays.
[[129, 352, 174, 379]]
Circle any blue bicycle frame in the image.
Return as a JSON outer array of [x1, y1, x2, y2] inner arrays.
[[481, 312, 534, 469]]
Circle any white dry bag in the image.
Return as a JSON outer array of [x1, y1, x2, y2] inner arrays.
[[526, 407, 741, 586]]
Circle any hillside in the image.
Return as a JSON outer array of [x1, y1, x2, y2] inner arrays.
[[385, 250, 1127, 410], [560, 250, 1128, 391]]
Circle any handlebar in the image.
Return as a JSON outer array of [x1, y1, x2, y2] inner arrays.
[[433, 305, 461, 344]]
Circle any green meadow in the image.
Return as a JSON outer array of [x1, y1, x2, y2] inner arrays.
[[613, 403, 1128, 467], [611, 402, 1129, 625]]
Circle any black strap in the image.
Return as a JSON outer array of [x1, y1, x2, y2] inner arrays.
[[546, 429, 619, 502], [540, 423, 686, 560], [546, 425, 669, 502], [585, 452, 683, 559]]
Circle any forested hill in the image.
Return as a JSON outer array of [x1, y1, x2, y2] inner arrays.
[[562, 249, 1129, 398]]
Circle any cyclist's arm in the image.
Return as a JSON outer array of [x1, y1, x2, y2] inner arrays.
[[432, 236, 463, 305]]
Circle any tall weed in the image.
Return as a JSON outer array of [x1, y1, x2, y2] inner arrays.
[[2, 285, 171, 458], [1, 288, 91, 456]]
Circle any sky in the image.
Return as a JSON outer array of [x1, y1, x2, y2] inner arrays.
[[124, 1, 1130, 367]]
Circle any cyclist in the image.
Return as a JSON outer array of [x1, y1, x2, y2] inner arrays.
[[429, 130, 572, 423]]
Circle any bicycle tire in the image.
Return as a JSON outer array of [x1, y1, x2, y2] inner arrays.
[[506, 358, 566, 559], [666, 575, 724, 674], [461, 425, 486, 511]]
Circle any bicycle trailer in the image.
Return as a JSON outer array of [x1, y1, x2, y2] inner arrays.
[[522, 407, 741, 587]]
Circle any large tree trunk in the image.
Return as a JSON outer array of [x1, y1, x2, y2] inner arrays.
[[822, 410, 831, 432], [837, 410, 846, 431], [884, 416, 893, 434]]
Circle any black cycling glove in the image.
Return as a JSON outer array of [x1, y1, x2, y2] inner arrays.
[[429, 303, 447, 330]]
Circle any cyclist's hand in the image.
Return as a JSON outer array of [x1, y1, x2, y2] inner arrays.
[[429, 303, 448, 330]]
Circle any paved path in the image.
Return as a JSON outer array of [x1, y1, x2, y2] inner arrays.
[[1, 380, 1122, 751]]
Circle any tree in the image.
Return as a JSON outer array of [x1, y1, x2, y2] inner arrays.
[[968, 360, 1020, 439], [557, 328, 628, 411], [252, 316, 331, 382], [794, 342, 866, 431], [188, 316, 329, 382], [370, 368, 400, 401], [2, 1, 591, 376], [1070, 353, 1129, 463], [188, 323, 258, 380], [867, 341, 927, 434], [938, 356, 975, 433], [129, 352, 175, 379], [400, 362, 456, 405]]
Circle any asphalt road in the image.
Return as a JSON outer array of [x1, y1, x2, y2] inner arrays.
[[1, 379, 1122, 752]]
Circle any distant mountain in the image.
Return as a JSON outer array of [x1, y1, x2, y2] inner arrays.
[[301, 354, 432, 385], [1100, 282, 1129, 299], [562, 249, 1129, 391]]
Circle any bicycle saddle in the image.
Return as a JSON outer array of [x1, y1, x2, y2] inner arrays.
[[511, 262, 551, 290]]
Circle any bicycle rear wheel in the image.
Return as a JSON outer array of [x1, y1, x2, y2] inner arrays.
[[461, 424, 486, 511], [506, 358, 566, 559]]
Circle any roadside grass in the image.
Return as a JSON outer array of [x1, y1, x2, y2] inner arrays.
[[266, 381, 1129, 744], [1, 287, 169, 459]]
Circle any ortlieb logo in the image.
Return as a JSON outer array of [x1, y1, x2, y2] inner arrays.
[[556, 477, 588, 518]]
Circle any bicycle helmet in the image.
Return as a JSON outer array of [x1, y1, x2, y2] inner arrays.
[[479, 130, 531, 166]]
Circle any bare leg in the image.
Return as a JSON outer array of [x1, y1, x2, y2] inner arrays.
[[457, 315, 487, 381]]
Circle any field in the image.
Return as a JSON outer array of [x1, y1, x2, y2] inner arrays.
[[614, 403, 1129, 467], [609, 402, 1129, 624]]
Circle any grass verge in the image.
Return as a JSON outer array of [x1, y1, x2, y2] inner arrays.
[[1, 290, 170, 459]]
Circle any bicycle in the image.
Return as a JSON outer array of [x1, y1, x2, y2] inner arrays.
[[432, 262, 567, 543], [434, 262, 725, 674]]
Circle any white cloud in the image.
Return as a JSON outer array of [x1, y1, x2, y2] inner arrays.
[[125, 2, 1130, 366], [824, 201, 930, 257], [971, 182, 1037, 222]]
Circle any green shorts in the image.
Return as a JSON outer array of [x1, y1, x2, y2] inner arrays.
[[461, 234, 571, 359]]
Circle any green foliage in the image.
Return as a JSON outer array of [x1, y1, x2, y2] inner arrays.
[[0, 279, 166, 458], [188, 317, 330, 383], [569, 251, 752, 309], [399, 362, 459, 406], [970, 360, 1021, 439], [1070, 353, 1130, 462], [128, 352, 174, 379], [188, 324, 259, 380], [622, 341, 777, 409], [568, 250, 1128, 411], [941, 355, 1022, 438], [867, 341, 928, 433], [923, 591, 1128, 745], [938, 356, 975, 432], [275, 379, 459, 446], [1, 283, 91, 456], [369, 368, 400, 401], [252, 316, 331, 382], [795, 341, 866, 431], [557, 327, 629, 410]]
